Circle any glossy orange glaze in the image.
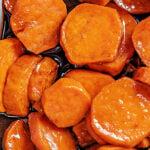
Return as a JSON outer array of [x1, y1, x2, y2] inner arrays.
[[72, 119, 95, 147], [133, 67, 150, 85], [97, 145, 136, 150], [137, 137, 150, 148], [4, 0, 16, 13], [0, 38, 24, 112], [66, 69, 114, 99], [10, 0, 67, 54], [91, 77, 150, 147], [28, 57, 57, 102], [79, 0, 110, 5], [3, 120, 35, 150], [60, 3, 123, 65], [3, 55, 41, 116], [32, 101, 44, 113], [28, 112, 76, 150], [132, 17, 150, 67], [86, 113, 106, 145], [42, 78, 91, 127], [88, 3, 136, 76], [114, 0, 150, 14]]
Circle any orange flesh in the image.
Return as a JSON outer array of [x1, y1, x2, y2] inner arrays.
[[137, 137, 150, 148], [88, 3, 136, 76], [3, 55, 41, 117], [28, 57, 57, 102], [4, 0, 16, 13], [91, 77, 150, 147], [32, 101, 44, 113], [66, 69, 114, 99], [97, 145, 136, 150], [60, 3, 123, 65], [3, 120, 35, 150], [42, 78, 91, 128], [133, 67, 150, 86], [132, 17, 150, 66], [0, 38, 24, 112], [72, 119, 95, 147], [10, 0, 67, 54], [79, 0, 110, 5], [114, 0, 150, 14], [28, 112, 76, 150]]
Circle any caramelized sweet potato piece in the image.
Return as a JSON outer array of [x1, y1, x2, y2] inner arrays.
[[66, 69, 114, 99], [91, 77, 150, 147], [0, 38, 24, 112], [10, 0, 67, 54], [88, 3, 136, 76], [86, 144, 100, 150], [3, 120, 34, 150], [86, 113, 106, 145], [133, 67, 150, 85], [32, 101, 44, 113], [42, 78, 91, 127], [97, 145, 136, 150], [4, 0, 16, 13], [137, 137, 150, 148], [132, 17, 150, 66], [60, 3, 123, 65], [28, 57, 57, 102], [3, 55, 41, 116], [28, 112, 76, 150], [79, 0, 110, 5], [72, 119, 95, 147], [114, 0, 150, 14]]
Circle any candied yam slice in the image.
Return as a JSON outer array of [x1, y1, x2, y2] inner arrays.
[[133, 67, 150, 85], [72, 119, 95, 147], [79, 0, 110, 5], [32, 101, 44, 113], [91, 77, 150, 147], [60, 3, 123, 65], [137, 137, 150, 148], [114, 0, 150, 14], [3, 120, 34, 150], [4, 0, 16, 13], [0, 38, 24, 112], [10, 0, 67, 54], [42, 78, 91, 127], [86, 113, 106, 145], [88, 3, 136, 76], [66, 69, 114, 98], [97, 145, 136, 150], [132, 17, 150, 66], [28, 112, 76, 150], [28, 57, 57, 102], [3, 55, 41, 117]]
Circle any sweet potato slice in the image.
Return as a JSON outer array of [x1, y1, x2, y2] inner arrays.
[[32, 101, 44, 113], [3, 120, 34, 150], [79, 0, 110, 6], [4, 0, 16, 13], [72, 119, 95, 147], [132, 17, 150, 66], [88, 3, 136, 76], [10, 0, 67, 54], [66, 69, 114, 99], [86, 113, 106, 145], [97, 145, 136, 150], [60, 3, 123, 65], [28, 57, 57, 103], [28, 112, 76, 150], [42, 78, 91, 127], [91, 77, 150, 147], [133, 67, 150, 85], [0, 38, 24, 112], [3, 55, 41, 116], [113, 0, 150, 14], [137, 137, 150, 148]]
